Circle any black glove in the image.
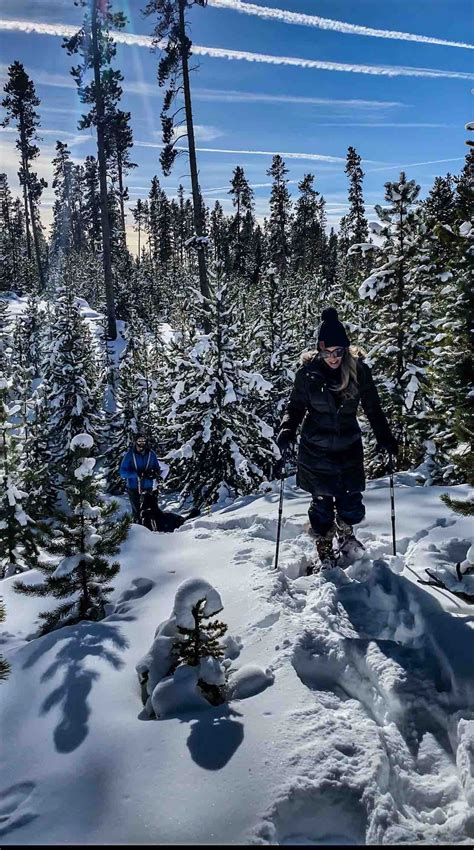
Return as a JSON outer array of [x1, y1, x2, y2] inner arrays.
[[276, 428, 295, 454], [376, 434, 398, 456], [273, 456, 286, 479]]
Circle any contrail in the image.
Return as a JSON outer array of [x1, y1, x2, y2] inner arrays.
[[191, 44, 474, 80], [135, 140, 347, 162], [1, 19, 473, 80], [207, 0, 474, 50], [366, 156, 465, 172]]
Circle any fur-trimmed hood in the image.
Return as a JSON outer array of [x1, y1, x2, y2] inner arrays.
[[300, 349, 318, 366]]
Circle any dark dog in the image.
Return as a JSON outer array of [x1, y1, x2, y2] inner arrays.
[[139, 491, 198, 532]]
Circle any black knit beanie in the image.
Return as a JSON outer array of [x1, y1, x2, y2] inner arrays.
[[317, 307, 350, 348]]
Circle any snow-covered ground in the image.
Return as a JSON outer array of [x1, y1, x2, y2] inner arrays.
[[1, 475, 474, 845]]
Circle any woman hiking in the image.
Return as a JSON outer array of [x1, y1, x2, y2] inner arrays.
[[276, 307, 398, 571]]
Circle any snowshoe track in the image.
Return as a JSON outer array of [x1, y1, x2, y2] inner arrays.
[[226, 501, 474, 844]]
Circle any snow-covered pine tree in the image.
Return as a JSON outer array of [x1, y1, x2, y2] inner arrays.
[[359, 173, 430, 469], [0, 297, 14, 377], [17, 294, 44, 378], [104, 310, 158, 492], [424, 174, 456, 227], [0, 373, 41, 578], [165, 263, 277, 507], [170, 578, 228, 705], [253, 266, 298, 434], [14, 433, 130, 634], [424, 151, 474, 483], [0, 598, 9, 680], [22, 391, 58, 519], [42, 286, 104, 477]]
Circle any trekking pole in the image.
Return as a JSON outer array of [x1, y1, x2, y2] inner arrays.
[[274, 448, 288, 571], [137, 474, 143, 526], [387, 452, 397, 556]]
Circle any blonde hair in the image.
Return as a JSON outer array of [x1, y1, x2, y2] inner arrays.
[[300, 345, 365, 399]]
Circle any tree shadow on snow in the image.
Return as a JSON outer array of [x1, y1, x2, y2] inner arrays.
[[332, 559, 474, 759], [23, 621, 128, 754], [185, 706, 244, 770]]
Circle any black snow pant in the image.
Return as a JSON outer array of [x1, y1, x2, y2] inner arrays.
[[127, 488, 141, 522], [308, 492, 365, 536]]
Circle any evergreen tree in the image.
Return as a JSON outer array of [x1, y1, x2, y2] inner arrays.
[[253, 266, 297, 433], [424, 174, 456, 226], [165, 264, 277, 507], [292, 173, 323, 278], [144, 0, 210, 310], [19, 294, 44, 378], [83, 155, 102, 252], [1, 62, 46, 290], [0, 172, 31, 293], [0, 374, 41, 578], [104, 310, 158, 491], [42, 286, 104, 475], [424, 152, 473, 483], [14, 433, 130, 634], [228, 165, 254, 274], [359, 173, 430, 469], [170, 583, 228, 704], [50, 141, 75, 257], [107, 108, 136, 246], [266, 155, 292, 276], [209, 201, 230, 267], [64, 0, 129, 339], [131, 198, 146, 262]]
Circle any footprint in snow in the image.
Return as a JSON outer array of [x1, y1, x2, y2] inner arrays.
[[233, 547, 254, 563], [0, 782, 37, 838], [256, 784, 368, 846], [117, 578, 155, 603]]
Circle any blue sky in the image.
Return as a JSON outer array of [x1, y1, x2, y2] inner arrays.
[[1, 0, 472, 246]]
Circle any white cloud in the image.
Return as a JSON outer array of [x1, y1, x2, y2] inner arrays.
[[1, 19, 473, 80], [192, 88, 407, 109], [207, 0, 474, 50], [170, 124, 225, 143]]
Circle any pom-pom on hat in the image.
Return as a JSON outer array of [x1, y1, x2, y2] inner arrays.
[[317, 307, 350, 348]]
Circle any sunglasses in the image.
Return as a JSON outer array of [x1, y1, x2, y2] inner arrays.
[[320, 347, 345, 359]]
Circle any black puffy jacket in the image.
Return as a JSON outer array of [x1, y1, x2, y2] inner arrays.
[[279, 353, 393, 496]]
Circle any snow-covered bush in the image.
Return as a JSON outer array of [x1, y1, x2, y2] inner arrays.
[[136, 577, 232, 718]]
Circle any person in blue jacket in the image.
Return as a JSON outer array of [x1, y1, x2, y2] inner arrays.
[[119, 434, 167, 522]]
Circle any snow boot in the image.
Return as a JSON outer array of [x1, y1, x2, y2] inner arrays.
[[335, 516, 365, 565], [306, 526, 337, 574]]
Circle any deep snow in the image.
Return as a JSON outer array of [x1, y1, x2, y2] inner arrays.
[[1, 473, 473, 845]]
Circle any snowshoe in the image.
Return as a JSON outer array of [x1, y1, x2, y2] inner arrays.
[[306, 527, 338, 575], [334, 517, 365, 567]]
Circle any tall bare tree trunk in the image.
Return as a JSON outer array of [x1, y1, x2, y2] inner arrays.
[[91, 0, 117, 340], [178, 0, 210, 326]]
